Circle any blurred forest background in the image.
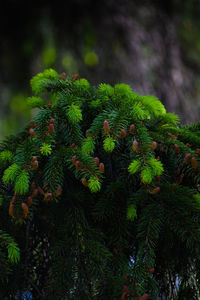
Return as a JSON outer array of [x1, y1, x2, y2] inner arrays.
[[1, 0, 200, 139]]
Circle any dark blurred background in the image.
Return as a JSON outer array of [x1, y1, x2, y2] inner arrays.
[[1, 0, 200, 139]]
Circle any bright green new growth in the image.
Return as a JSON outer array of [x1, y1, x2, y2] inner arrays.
[[88, 177, 101, 193], [0, 230, 20, 264], [131, 102, 150, 120], [2, 163, 21, 184], [14, 170, 29, 195], [74, 78, 90, 90], [0, 150, 13, 165], [103, 137, 115, 152], [128, 160, 141, 174], [27, 96, 45, 108], [7, 243, 20, 264], [162, 112, 180, 125], [148, 158, 164, 176], [82, 137, 95, 154], [141, 165, 154, 184], [30, 68, 58, 94], [40, 143, 52, 156], [127, 204, 137, 220], [194, 194, 200, 207], [114, 83, 133, 98], [141, 95, 166, 117], [66, 104, 83, 124], [98, 83, 114, 96]]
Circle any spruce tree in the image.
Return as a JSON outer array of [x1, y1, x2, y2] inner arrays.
[[0, 69, 200, 299]]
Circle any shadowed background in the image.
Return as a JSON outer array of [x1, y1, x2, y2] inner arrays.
[[1, 0, 200, 138]]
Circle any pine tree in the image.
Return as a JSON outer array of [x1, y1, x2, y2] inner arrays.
[[0, 69, 200, 299]]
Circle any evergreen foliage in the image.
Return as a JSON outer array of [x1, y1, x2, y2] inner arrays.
[[0, 69, 200, 299]]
